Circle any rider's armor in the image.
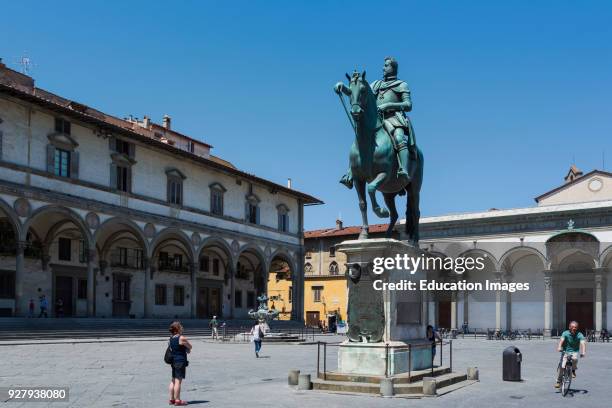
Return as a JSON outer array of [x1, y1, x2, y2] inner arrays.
[[370, 78, 416, 148]]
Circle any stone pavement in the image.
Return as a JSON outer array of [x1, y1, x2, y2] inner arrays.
[[1, 337, 611, 408]]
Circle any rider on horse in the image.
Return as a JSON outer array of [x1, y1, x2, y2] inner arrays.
[[335, 56, 417, 189]]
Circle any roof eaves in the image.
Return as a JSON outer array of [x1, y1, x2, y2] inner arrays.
[[0, 82, 323, 205]]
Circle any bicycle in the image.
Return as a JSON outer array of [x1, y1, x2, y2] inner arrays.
[[557, 352, 574, 397]]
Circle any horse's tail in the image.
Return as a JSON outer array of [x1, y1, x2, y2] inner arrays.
[[412, 146, 424, 190]]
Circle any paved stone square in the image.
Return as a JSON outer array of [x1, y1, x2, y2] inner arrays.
[[1, 337, 611, 408]]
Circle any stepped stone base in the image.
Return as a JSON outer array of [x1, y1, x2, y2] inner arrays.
[[312, 366, 469, 397]]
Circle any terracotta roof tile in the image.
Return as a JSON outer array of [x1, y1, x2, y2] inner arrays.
[[305, 223, 389, 238]]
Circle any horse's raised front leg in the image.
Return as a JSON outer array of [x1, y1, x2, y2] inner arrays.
[[355, 179, 369, 240], [382, 192, 398, 238], [367, 172, 390, 218]]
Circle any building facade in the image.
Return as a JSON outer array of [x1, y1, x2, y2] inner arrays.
[[305, 167, 612, 335], [303, 220, 396, 327], [0, 61, 321, 319]]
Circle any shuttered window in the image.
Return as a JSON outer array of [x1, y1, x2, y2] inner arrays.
[[174, 286, 185, 306], [211, 189, 223, 215], [116, 165, 130, 192], [155, 284, 167, 305], [54, 149, 71, 177], [168, 179, 182, 205]]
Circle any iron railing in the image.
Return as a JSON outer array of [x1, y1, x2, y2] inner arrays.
[[316, 339, 453, 380], [206, 325, 319, 343]]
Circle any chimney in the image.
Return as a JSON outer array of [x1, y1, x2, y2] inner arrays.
[[142, 115, 151, 128], [287, 178, 292, 189], [162, 114, 171, 130], [336, 219, 343, 230]]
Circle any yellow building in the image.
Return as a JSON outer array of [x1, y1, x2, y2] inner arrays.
[[267, 259, 292, 320], [303, 220, 393, 328]]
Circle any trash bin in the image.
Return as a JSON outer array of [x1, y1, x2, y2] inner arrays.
[[502, 346, 521, 381]]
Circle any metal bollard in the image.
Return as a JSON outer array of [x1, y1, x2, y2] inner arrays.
[[467, 367, 479, 381], [422, 377, 437, 396], [380, 378, 394, 396], [297, 374, 312, 390], [288, 369, 300, 386]]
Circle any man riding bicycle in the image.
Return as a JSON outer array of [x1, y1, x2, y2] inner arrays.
[[555, 321, 586, 388]]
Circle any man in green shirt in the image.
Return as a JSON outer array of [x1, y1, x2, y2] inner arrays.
[[209, 316, 219, 340], [555, 321, 586, 388]]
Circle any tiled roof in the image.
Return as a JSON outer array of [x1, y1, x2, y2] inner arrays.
[[305, 223, 389, 238], [0, 62, 322, 205]]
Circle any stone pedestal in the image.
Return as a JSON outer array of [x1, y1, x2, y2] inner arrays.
[[336, 238, 431, 376]]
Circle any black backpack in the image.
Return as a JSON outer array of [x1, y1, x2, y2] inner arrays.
[[164, 337, 174, 365]]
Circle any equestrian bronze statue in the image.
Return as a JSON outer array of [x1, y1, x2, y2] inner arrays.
[[334, 57, 423, 244]]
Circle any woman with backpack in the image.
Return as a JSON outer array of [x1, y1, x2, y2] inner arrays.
[[167, 321, 192, 406], [250, 321, 264, 358]]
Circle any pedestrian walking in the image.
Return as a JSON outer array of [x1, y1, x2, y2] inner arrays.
[[28, 299, 35, 318], [427, 325, 442, 362], [209, 316, 218, 340], [251, 321, 265, 358], [167, 321, 192, 406], [38, 295, 48, 318]]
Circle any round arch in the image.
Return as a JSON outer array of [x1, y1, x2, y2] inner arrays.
[[94, 217, 149, 259], [457, 248, 499, 270], [149, 227, 195, 262], [498, 246, 548, 272], [237, 244, 268, 295], [600, 244, 612, 268], [0, 197, 22, 239], [23, 205, 93, 247], [237, 244, 268, 271], [269, 248, 297, 275], [197, 237, 235, 270]]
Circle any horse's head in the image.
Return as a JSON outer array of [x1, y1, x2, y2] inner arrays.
[[347, 70, 369, 122]]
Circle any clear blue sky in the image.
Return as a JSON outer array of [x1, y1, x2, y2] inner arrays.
[[2, 1, 611, 230]]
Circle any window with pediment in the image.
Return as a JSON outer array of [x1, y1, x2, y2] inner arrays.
[[209, 182, 226, 216], [109, 136, 136, 193], [277, 204, 290, 232], [166, 168, 186, 205], [245, 192, 260, 224], [46, 118, 79, 179]]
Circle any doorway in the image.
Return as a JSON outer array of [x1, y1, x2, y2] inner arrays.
[[55, 276, 73, 317], [306, 311, 320, 327], [438, 301, 451, 329], [566, 288, 594, 333], [112, 275, 131, 317], [196, 282, 222, 318]]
